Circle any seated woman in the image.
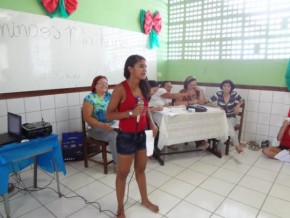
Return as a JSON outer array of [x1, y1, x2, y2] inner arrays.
[[82, 75, 118, 172], [148, 80, 194, 107], [262, 110, 290, 159], [148, 80, 164, 112], [208, 80, 244, 153], [175, 76, 206, 106], [159, 81, 173, 105]]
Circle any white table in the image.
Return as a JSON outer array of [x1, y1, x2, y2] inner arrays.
[[152, 106, 229, 165]]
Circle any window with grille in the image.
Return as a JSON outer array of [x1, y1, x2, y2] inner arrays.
[[168, 0, 290, 60]]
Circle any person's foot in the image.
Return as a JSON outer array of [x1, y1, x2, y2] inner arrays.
[[141, 200, 159, 213], [117, 208, 125, 218], [198, 141, 210, 150], [236, 145, 243, 153]]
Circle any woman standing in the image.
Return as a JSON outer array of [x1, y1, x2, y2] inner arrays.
[[82, 75, 118, 171], [208, 80, 244, 153], [106, 55, 159, 218]]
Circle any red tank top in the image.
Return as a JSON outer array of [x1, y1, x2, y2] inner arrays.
[[118, 80, 148, 132], [280, 125, 290, 148]]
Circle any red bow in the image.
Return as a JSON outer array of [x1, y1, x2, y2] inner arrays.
[[144, 11, 162, 35], [41, 0, 78, 15]]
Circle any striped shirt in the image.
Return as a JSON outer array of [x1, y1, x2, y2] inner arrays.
[[209, 91, 243, 117]]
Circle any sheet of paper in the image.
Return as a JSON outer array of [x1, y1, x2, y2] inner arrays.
[[274, 149, 290, 162], [145, 130, 154, 157]]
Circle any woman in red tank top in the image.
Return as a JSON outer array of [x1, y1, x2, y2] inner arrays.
[[262, 109, 290, 159], [106, 55, 159, 218]]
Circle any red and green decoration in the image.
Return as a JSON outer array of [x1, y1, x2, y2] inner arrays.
[[140, 9, 162, 49], [39, 0, 78, 18]]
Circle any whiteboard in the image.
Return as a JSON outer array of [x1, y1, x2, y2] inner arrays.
[[0, 9, 157, 93]]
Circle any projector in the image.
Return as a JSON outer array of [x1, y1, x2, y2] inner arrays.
[[22, 121, 52, 139]]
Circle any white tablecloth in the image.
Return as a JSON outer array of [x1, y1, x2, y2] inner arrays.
[[152, 106, 229, 150]]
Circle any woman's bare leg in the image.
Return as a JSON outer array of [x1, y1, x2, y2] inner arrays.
[[116, 154, 134, 218], [134, 150, 159, 213]]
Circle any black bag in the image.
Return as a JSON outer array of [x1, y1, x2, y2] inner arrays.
[[186, 105, 207, 112]]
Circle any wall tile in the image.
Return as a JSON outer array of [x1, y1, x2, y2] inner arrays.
[[244, 133, 256, 142], [273, 91, 285, 103], [24, 97, 41, 112], [282, 105, 290, 116], [56, 107, 69, 122], [259, 102, 272, 114], [7, 98, 25, 114], [55, 94, 68, 108], [79, 91, 89, 104], [257, 113, 271, 125], [26, 111, 42, 123], [56, 121, 69, 136], [69, 119, 82, 132], [256, 124, 269, 136], [0, 100, 7, 116], [0, 116, 7, 133], [40, 95, 55, 110], [269, 126, 280, 138], [284, 92, 290, 104], [236, 89, 248, 101], [247, 101, 259, 112], [41, 109, 56, 123], [245, 122, 257, 134], [271, 103, 284, 115], [248, 90, 260, 101], [260, 91, 273, 103], [246, 112, 258, 123], [68, 93, 80, 106], [270, 114, 283, 127], [68, 106, 81, 120]]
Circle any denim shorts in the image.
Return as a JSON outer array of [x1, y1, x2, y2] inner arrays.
[[116, 130, 146, 155]]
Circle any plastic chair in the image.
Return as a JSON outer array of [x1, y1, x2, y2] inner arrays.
[[81, 109, 113, 174], [225, 101, 246, 155]]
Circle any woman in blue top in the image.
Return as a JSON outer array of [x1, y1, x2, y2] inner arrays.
[[82, 75, 118, 171], [208, 80, 244, 153]]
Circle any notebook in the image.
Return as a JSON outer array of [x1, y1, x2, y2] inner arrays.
[[0, 112, 23, 146]]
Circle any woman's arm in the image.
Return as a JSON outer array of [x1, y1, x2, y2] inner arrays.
[[82, 101, 112, 130], [160, 90, 194, 100], [277, 120, 290, 141], [146, 109, 158, 137], [196, 87, 206, 105], [106, 84, 129, 120]]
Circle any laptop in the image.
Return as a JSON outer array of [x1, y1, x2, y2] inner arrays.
[[0, 112, 23, 146]]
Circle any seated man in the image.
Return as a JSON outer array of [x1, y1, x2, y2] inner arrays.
[[262, 109, 290, 158]]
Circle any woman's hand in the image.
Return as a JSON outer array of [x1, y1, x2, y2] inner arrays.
[[132, 105, 144, 117], [102, 123, 113, 131], [234, 105, 240, 115], [150, 123, 158, 138]]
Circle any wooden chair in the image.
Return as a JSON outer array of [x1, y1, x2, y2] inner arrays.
[[225, 102, 246, 155], [81, 109, 113, 174]]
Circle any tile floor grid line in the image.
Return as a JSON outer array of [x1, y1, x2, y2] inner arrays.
[[205, 150, 264, 216]]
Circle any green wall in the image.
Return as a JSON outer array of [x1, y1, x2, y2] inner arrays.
[[164, 60, 288, 87], [0, 0, 168, 79]]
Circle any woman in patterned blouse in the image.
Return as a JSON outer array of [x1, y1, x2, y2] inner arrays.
[[82, 75, 118, 172], [208, 80, 244, 153]]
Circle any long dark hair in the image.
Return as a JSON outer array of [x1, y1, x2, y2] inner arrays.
[[123, 55, 151, 101]]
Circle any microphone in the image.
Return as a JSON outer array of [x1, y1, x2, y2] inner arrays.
[[136, 96, 144, 123]]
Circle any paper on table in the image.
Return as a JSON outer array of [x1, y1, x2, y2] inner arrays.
[[145, 130, 154, 157], [274, 149, 290, 162]]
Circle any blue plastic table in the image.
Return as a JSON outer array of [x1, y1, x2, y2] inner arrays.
[[0, 134, 66, 217]]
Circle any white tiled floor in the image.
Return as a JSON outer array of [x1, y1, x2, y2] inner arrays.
[[1, 145, 290, 218]]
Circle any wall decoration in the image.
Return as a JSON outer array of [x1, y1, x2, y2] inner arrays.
[[39, 0, 78, 18], [286, 59, 290, 90], [140, 9, 162, 49]]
